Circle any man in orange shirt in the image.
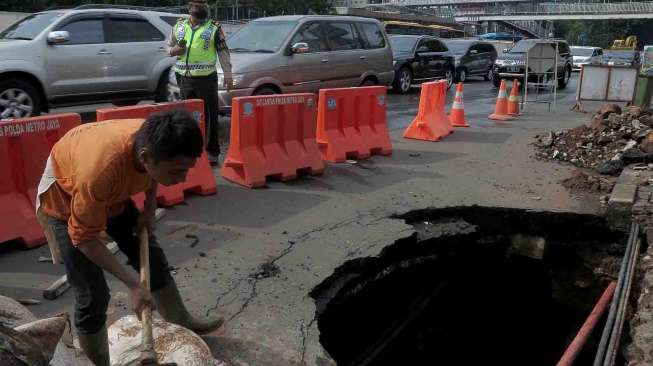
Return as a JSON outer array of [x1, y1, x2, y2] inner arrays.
[[37, 110, 222, 366]]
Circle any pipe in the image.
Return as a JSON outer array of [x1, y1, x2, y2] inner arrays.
[[557, 281, 617, 366], [604, 229, 641, 366], [593, 223, 638, 366]]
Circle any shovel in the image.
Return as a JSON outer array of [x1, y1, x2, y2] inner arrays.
[[138, 228, 177, 366]]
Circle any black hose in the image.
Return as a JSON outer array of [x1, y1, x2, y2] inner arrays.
[[593, 222, 638, 366]]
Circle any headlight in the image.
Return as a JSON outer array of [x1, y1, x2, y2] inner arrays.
[[168, 68, 177, 86], [393, 60, 397, 66], [495, 59, 506, 66], [218, 73, 245, 88]]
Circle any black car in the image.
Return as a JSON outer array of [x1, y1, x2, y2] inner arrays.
[[389, 35, 455, 94], [445, 39, 498, 82], [492, 39, 573, 89]]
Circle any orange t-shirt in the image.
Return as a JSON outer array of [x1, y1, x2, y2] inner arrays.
[[40, 119, 155, 246]]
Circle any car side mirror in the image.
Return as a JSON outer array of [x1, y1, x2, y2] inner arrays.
[[469, 49, 478, 55], [291, 42, 309, 54], [47, 31, 70, 45]]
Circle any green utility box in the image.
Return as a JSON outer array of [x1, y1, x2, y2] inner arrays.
[[633, 76, 653, 109]]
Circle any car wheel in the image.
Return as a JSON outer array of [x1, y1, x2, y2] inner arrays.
[[360, 78, 378, 87], [154, 70, 169, 103], [0, 78, 42, 119], [558, 66, 571, 89], [113, 100, 140, 107], [446, 68, 454, 89], [492, 76, 501, 88], [455, 68, 467, 83], [393, 67, 413, 94], [484, 69, 493, 81], [253, 86, 278, 96]]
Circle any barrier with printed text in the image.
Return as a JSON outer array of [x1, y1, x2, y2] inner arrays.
[[96, 100, 216, 207], [403, 80, 453, 141], [316, 86, 392, 163], [0, 113, 81, 247], [221, 93, 325, 188]]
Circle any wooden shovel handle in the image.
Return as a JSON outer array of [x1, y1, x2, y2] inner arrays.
[[139, 228, 157, 363]]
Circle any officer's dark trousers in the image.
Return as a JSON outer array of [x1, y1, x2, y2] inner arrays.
[[177, 72, 220, 155]]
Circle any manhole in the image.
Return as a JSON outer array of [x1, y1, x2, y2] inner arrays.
[[311, 207, 642, 366]]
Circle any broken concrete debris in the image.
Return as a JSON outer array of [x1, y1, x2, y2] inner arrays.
[[535, 105, 653, 176]]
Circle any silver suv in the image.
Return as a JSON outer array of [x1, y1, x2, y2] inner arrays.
[[168, 15, 394, 113], [0, 7, 182, 119]]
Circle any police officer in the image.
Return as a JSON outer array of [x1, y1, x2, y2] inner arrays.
[[168, 0, 232, 165]]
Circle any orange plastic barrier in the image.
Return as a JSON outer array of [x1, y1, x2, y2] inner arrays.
[[96, 100, 216, 207], [0, 113, 81, 247], [403, 80, 453, 141], [221, 93, 325, 188], [316, 86, 392, 162]]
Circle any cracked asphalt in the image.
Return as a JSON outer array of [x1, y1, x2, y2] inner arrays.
[[0, 75, 607, 365]]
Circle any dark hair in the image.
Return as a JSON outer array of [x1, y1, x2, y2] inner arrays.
[[134, 110, 203, 162]]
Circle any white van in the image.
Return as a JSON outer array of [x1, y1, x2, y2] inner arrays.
[[571, 46, 603, 71]]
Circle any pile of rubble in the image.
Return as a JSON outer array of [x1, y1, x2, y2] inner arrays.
[[534, 105, 653, 175]]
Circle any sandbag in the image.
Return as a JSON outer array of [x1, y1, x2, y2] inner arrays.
[[108, 315, 225, 366]]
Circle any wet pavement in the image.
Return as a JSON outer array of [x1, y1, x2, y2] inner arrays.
[[2, 75, 595, 366]]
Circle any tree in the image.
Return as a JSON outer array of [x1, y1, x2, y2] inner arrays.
[[555, 19, 653, 49]]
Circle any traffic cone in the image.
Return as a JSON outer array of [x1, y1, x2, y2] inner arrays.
[[507, 79, 520, 116], [489, 79, 514, 121], [449, 82, 470, 128]]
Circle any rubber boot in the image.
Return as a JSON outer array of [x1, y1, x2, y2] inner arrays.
[[77, 324, 110, 366], [152, 281, 224, 334]]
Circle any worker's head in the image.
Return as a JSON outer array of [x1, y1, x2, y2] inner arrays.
[[134, 110, 203, 186], [188, 0, 209, 21]]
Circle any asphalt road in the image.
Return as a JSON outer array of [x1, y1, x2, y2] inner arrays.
[[2, 75, 590, 365]]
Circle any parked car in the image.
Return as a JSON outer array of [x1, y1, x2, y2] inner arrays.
[[0, 6, 181, 119], [603, 49, 641, 67], [445, 39, 497, 82], [491, 39, 573, 89], [479, 32, 522, 42], [388, 35, 454, 94], [168, 15, 394, 113], [570, 46, 603, 71]]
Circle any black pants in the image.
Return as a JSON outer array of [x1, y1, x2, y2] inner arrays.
[[48, 204, 173, 334], [177, 73, 220, 155]]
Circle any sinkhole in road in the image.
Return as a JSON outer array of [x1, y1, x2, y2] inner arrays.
[[311, 206, 636, 366]]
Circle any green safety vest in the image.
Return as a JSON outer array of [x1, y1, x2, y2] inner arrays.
[[174, 19, 218, 77]]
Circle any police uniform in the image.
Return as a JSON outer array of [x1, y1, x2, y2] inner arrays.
[[167, 13, 232, 161]]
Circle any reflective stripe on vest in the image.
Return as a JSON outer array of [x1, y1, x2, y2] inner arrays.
[[174, 19, 218, 77]]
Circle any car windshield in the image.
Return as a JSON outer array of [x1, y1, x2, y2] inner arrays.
[[446, 41, 471, 55], [508, 40, 536, 53], [604, 50, 636, 61], [0, 13, 62, 40], [227, 20, 296, 53], [390, 37, 417, 53], [571, 47, 594, 57]]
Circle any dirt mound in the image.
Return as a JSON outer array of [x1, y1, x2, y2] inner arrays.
[[534, 105, 653, 176]]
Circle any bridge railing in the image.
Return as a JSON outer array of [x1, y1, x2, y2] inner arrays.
[[454, 1, 653, 16]]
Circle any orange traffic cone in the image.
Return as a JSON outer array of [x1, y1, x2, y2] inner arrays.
[[507, 79, 520, 116], [489, 79, 514, 121], [449, 82, 470, 127]]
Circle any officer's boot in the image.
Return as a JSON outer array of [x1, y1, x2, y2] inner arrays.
[[152, 281, 224, 334], [77, 324, 110, 366]]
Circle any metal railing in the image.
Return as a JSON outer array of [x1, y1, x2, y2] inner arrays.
[[455, 1, 653, 16]]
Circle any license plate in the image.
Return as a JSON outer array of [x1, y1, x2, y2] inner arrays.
[[507, 67, 520, 73]]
